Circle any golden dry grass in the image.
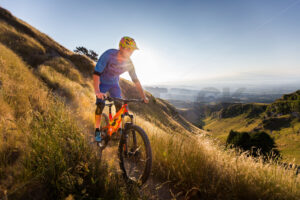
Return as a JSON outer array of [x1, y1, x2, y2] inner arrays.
[[1, 6, 300, 199], [204, 114, 300, 164], [36, 64, 95, 124], [0, 20, 47, 66], [134, 115, 300, 199], [0, 43, 132, 199], [68, 54, 95, 77], [43, 57, 83, 83]]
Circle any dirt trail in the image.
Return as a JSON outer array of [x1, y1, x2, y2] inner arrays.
[[102, 142, 185, 200], [86, 129, 185, 200]]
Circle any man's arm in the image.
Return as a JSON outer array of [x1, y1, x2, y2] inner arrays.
[[93, 49, 111, 94], [133, 79, 148, 102], [128, 62, 149, 103], [93, 74, 101, 94], [93, 73, 106, 99]]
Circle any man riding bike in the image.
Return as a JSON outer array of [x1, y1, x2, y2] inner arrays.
[[93, 36, 149, 143]]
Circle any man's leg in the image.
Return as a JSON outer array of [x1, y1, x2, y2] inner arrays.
[[109, 83, 122, 114], [95, 100, 105, 142], [95, 83, 109, 129], [95, 101, 105, 129]]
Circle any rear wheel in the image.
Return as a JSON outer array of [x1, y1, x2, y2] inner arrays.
[[118, 124, 152, 186]]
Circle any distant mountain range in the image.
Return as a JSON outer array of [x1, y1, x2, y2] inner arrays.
[[145, 85, 296, 104]]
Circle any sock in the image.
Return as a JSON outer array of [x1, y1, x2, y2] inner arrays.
[[95, 128, 100, 137]]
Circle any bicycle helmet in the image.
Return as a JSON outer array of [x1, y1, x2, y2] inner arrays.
[[119, 36, 139, 50]]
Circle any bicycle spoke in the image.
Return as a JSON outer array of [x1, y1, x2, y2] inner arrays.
[[123, 130, 146, 181], [119, 125, 152, 185]]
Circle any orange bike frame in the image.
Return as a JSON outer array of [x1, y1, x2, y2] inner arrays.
[[102, 103, 130, 137]]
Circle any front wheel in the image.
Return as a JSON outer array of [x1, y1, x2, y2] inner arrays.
[[118, 124, 152, 186]]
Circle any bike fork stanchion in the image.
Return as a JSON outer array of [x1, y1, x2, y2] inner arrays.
[[121, 113, 125, 135], [121, 113, 128, 154]]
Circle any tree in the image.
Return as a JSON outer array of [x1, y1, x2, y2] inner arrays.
[[249, 131, 280, 158], [88, 50, 98, 61], [226, 130, 251, 150], [226, 130, 281, 160], [74, 46, 99, 62]]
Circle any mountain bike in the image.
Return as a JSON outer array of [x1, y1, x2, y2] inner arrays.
[[96, 96, 152, 186]]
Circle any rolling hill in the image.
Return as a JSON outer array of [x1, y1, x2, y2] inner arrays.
[[0, 6, 200, 199], [199, 90, 300, 164], [0, 6, 299, 200]]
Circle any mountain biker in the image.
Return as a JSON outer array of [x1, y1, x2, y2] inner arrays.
[[93, 36, 149, 143]]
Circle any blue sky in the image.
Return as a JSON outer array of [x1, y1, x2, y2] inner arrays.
[[1, 0, 300, 87]]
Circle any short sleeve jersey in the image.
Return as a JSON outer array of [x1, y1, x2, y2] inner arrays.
[[94, 48, 138, 84]]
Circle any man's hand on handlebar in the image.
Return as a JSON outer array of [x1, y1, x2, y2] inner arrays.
[[101, 96, 146, 103], [95, 91, 107, 100]]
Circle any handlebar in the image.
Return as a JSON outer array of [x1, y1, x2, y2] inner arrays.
[[102, 96, 145, 104]]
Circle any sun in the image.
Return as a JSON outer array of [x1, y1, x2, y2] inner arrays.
[[120, 44, 180, 85]]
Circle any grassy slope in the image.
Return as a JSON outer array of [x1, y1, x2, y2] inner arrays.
[[0, 7, 138, 199], [204, 114, 262, 142], [0, 43, 131, 199], [272, 119, 300, 163], [0, 6, 200, 199], [203, 103, 300, 164], [0, 6, 300, 200], [138, 116, 300, 200]]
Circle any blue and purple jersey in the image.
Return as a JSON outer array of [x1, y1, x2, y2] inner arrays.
[[93, 48, 138, 85]]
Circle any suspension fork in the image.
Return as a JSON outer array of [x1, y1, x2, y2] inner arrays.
[[122, 112, 137, 153], [121, 104, 135, 154], [127, 111, 137, 149], [121, 109, 128, 154]]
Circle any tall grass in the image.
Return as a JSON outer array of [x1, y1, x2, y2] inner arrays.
[[0, 7, 72, 59], [43, 57, 83, 83], [135, 115, 300, 200], [2, 7, 299, 199], [36, 64, 95, 123], [0, 43, 137, 199], [68, 54, 95, 77], [13, 96, 131, 199], [0, 20, 47, 66]]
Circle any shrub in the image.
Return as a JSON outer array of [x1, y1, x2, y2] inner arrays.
[[226, 130, 280, 159], [249, 131, 280, 158], [226, 130, 251, 150]]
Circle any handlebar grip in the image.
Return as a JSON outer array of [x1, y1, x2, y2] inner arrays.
[[102, 96, 144, 103]]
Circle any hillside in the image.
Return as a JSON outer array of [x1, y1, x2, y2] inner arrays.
[[0, 6, 200, 199], [201, 91, 300, 164], [0, 6, 299, 200], [0, 6, 199, 135]]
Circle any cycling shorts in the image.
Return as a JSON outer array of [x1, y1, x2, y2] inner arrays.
[[95, 82, 122, 105]]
